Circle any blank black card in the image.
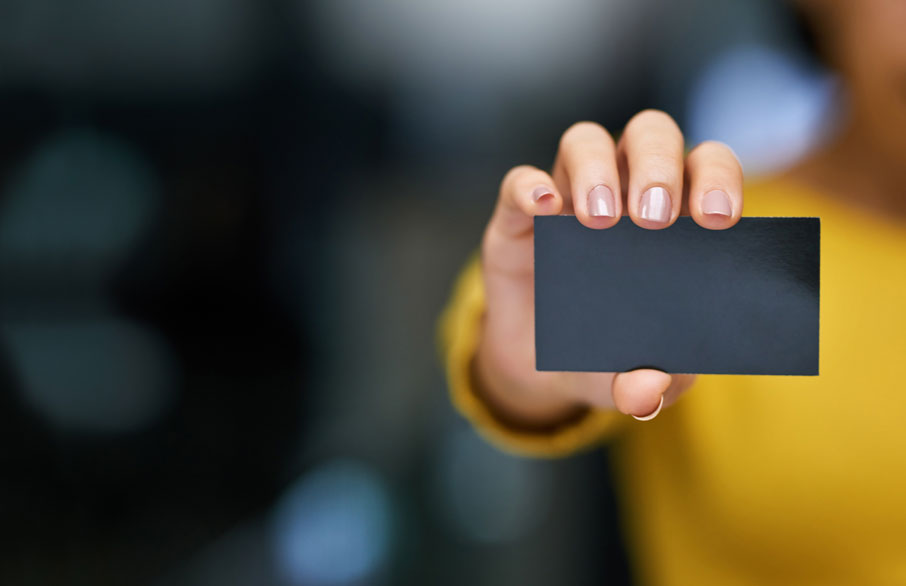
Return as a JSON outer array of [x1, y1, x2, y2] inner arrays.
[[534, 216, 819, 375]]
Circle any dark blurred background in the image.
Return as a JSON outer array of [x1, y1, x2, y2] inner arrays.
[[0, 1, 833, 584]]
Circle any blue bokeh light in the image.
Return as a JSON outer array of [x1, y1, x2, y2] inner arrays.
[[687, 44, 837, 175], [271, 460, 393, 586]]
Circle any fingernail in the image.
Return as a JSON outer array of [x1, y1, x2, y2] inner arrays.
[[532, 186, 555, 202], [632, 394, 664, 422], [587, 184, 615, 217], [639, 186, 672, 223], [701, 190, 732, 217]]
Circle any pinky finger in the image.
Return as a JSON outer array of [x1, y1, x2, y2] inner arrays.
[[491, 165, 564, 238]]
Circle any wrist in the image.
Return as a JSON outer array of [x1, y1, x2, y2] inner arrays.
[[472, 337, 589, 432]]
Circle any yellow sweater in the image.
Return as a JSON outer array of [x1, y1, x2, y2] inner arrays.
[[439, 178, 906, 585]]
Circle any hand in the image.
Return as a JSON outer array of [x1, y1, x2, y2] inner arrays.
[[475, 111, 743, 427]]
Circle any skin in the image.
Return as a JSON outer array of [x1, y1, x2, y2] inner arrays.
[[474, 0, 906, 428], [786, 0, 906, 220], [476, 114, 742, 427]]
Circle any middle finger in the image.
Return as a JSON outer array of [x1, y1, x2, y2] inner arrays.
[[618, 109, 685, 229]]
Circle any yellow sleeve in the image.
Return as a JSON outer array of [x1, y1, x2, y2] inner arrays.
[[438, 256, 627, 458]]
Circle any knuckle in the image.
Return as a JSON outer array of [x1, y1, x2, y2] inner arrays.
[[500, 164, 534, 192], [560, 120, 608, 151], [688, 141, 743, 176], [644, 150, 681, 169], [691, 140, 738, 162], [637, 150, 683, 179], [626, 109, 681, 134]]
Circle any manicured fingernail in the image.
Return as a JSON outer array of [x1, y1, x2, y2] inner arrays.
[[532, 186, 555, 202], [632, 394, 664, 422], [639, 186, 672, 223], [701, 190, 732, 216], [587, 184, 615, 217]]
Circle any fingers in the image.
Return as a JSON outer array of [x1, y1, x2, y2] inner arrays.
[[685, 141, 744, 229], [610, 370, 696, 419], [553, 122, 622, 229], [505, 117, 743, 235], [618, 110, 685, 229], [490, 165, 563, 238]]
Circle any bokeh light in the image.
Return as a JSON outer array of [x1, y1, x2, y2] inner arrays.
[[0, 127, 158, 285], [4, 319, 176, 432], [686, 43, 837, 175], [305, 0, 635, 89], [272, 460, 394, 586]]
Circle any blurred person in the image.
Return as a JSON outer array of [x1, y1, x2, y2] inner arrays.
[[440, 0, 906, 584]]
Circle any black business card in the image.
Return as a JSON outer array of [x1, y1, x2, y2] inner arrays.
[[534, 216, 819, 375]]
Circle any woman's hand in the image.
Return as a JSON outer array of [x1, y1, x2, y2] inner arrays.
[[475, 111, 743, 427]]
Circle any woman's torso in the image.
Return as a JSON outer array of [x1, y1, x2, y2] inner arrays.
[[614, 178, 906, 585]]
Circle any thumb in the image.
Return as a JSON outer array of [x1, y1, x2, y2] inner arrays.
[[612, 369, 696, 420]]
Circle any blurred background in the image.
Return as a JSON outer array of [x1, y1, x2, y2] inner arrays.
[[0, 0, 835, 584]]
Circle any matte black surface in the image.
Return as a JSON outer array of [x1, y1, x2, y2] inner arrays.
[[534, 216, 820, 375]]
